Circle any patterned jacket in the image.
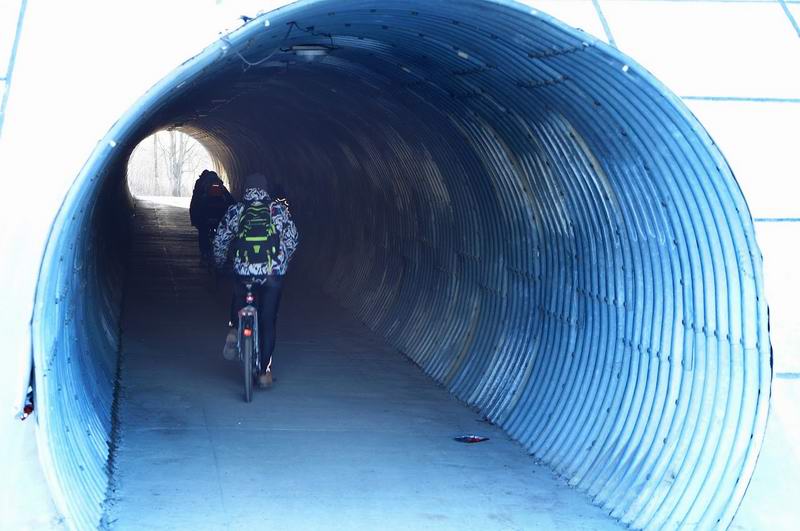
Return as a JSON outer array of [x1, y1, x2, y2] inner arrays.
[[213, 188, 299, 278]]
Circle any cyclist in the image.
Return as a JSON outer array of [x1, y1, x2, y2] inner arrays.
[[212, 172, 299, 387], [189, 169, 234, 264]]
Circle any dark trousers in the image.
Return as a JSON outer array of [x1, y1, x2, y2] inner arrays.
[[197, 224, 213, 259], [231, 276, 284, 371]]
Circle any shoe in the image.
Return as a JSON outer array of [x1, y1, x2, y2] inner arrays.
[[222, 328, 238, 360], [257, 370, 273, 388]]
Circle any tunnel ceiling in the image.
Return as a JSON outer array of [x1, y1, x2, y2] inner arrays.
[[33, 1, 771, 529]]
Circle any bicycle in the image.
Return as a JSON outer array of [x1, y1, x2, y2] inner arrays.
[[237, 281, 261, 402]]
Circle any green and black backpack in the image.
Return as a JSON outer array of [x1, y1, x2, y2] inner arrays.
[[234, 201, 280, 272]]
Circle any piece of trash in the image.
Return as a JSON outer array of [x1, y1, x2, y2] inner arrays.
[[454, 435, 489, 443]]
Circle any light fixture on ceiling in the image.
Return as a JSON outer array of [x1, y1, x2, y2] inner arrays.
[[286, 44, 332, 61]]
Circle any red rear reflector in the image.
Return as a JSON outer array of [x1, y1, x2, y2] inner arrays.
[[246, 295, 254, 303], [243, 328, 253, 337]]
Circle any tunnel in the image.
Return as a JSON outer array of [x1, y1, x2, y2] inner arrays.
[[30, 1, 771, 529]]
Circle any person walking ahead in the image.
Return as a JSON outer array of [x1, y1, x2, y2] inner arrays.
[[213, 173, 298, 387], [189, 169, 234, 264]]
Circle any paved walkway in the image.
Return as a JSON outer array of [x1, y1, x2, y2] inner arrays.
[[107, 198, 621, 530]]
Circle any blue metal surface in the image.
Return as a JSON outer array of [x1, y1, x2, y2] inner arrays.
[[31, 1, 771, 529], [31, 163, 126, 530]]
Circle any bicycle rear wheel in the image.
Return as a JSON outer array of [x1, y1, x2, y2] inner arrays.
[[242, 335, 254, 402]]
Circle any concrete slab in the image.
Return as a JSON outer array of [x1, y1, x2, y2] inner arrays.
[[107, 198, 621, 530]]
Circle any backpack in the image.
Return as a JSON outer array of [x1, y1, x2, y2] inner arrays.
[[204, 182, 228, 224], [207, 182, 225, 197], [234, 201, 280, 273]]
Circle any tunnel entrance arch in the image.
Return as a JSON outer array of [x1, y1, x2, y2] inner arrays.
[[31, 1, 771, 529]]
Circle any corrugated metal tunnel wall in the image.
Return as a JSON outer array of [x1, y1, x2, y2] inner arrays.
[[31, 154, 130, 530], [28, 1, 772, 529]]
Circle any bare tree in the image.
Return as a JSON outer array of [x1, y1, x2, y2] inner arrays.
[[156, 130, 205, 197], [127, 130, 214, 198]]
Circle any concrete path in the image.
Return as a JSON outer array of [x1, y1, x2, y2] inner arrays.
[[107, 198, 621, 531]]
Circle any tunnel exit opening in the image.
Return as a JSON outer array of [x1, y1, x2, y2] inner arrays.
[[126, 129, 223, 201], [30, 2, 770, 530]]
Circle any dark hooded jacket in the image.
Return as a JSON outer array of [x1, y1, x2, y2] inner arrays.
[[189, 171, 233, 228]]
